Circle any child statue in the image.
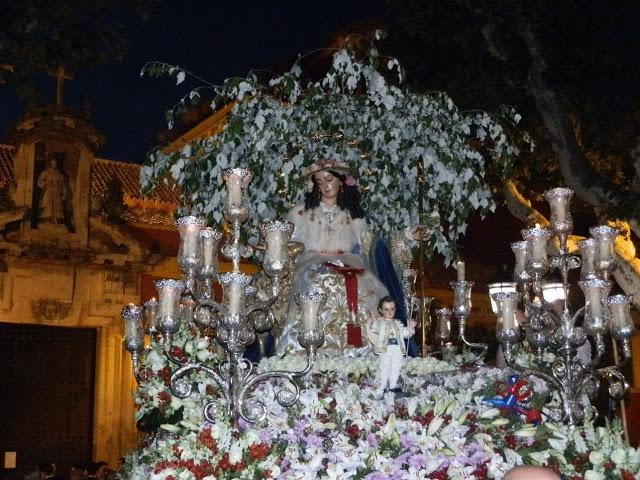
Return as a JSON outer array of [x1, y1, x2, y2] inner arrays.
[[367, 295, 417, 398]]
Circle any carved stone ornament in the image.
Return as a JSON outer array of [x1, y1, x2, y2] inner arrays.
[[30, 298, 72, 322]]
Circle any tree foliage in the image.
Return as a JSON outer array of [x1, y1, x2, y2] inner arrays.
[[0, 0, 155, 99], [141, 32, 528, 262], [385, 0, 640, 215]]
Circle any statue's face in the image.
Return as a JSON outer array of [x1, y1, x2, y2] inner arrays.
[[380, 301, 396, 319], [314, 171, 342, 202], [49, 159, 58, 169]]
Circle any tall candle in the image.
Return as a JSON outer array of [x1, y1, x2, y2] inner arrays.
[[227, 281, 244, 316], [296, 291, 326, 331], [511, 241, 527, 276], [501, 298, 517, 330], [544, 187, 574, 226], [577, 238, 596, 280], [607, 294, 635, 339], [590, 226, 617, 266], [121, 304, 145, 353], [456, 261, 465, 281], [608, 297, 628, 329], [144, 297, 159, 332], [302, 301, 320, 330], [155, 280, 184, 318], [492, 292, 519, 331], [201, 228, 222, 270], [184, 224, 199, 257], [435, 308, 452, 342], [227, 174, 242, 206], [579, 279, 611, 334]]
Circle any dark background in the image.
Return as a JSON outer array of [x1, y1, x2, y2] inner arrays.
[[0, 0, 387, 163]]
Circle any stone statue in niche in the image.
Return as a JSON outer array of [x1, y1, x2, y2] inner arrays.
[[36, 152, 74, 231]]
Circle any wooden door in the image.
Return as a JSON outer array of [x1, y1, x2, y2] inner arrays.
[[0, 323, 96, 479]]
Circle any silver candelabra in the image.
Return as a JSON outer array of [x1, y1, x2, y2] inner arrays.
[[494, 187, 636, 425], [121, 167, 324, 424], [432, 266, 488, 365]]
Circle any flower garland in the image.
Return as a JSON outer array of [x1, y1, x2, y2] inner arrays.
[[121, 351, 640, 480]]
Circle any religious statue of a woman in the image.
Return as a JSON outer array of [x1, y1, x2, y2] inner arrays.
[[271, 159, 424, 357]]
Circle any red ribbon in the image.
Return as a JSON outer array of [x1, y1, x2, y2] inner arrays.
[[325, 263, 364, 314], [325, 262, 365, 347]]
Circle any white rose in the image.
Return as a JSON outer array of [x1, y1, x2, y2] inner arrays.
[[229, 443, 243, 464], [584, 470, 604, 480], [548, 437, 568, 452], [178, 470, 194, 480], [589, 451, 604, 465], [611, 448, 627, 465], [479, 408, 500, 419]]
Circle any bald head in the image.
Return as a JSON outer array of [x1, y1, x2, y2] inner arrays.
[[503, 466, 561, 480]]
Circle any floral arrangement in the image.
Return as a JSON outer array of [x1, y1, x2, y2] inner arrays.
[[140, 31, 530, 263], [121, 346, 640, 480]]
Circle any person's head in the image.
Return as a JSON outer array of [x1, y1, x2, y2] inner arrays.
[[304, 163, 365, 219], [39, 462, 54, 477], [95, 462, 108, 480], [314, 171, 342, 203], [23, 466, 40, 480], [377, 295, 396, 319], [503, 466, 560, 480]]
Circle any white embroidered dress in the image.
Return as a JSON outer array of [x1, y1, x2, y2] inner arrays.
[[273, 203, 389, 356]]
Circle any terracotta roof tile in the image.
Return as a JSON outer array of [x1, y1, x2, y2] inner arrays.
[[0, 145, 178, 226], [121, 208, 176, 227], [92, 158, 180, 205]]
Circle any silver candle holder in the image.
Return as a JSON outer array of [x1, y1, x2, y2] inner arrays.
[[450, 280, 488, 365], [122, 167, 324, 424], [495, 187, 635, 425]]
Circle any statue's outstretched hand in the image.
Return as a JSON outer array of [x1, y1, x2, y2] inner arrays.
[[409, 225, 430, 241]]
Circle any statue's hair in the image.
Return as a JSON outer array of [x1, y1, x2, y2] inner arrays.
[[377, 295, 396, 313], [304, 170, 366, 219]]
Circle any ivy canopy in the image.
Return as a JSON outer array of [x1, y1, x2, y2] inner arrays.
[[141, 32, 525, 263]]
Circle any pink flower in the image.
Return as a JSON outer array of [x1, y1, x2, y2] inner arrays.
[[345, 176, 356, 186]]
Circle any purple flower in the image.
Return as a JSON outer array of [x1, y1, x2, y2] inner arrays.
[[305, 434, 323, 448], [399, 433, 414, 449], [364, 473, 387, 480], [281, 432, 299, 443], [366, 433, 379, 447], [408, 454, 426, 469], [293, 420, 307, 436], [237, 417, 249, 430], [258, 429, 272, 443]]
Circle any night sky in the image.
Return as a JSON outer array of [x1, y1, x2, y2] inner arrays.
[[0, 0, 387, 163]]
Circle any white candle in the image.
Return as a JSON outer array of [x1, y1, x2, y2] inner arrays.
[[265, 229, 286, 264], [144, 297, 158, 331], [159, 289, 172, 317], [123, 304, 143, 343], [577, 239, 596, 280], [227, 281, 244, 316], [227, 175, 243, 206], [609, 301, 627, 328], [502, 300, 516, 330], [549, 196, 567, 223], [201, 228, 222, 271], [155, 280, 184, 318], [456, 261, 465, 281], [438, 316, 451, 337], [302, 301, 320, 330], [183, 224, 199, 257], [203, 237, 214, 267]]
